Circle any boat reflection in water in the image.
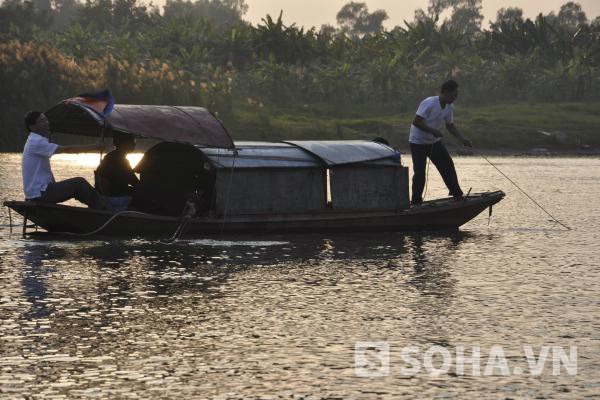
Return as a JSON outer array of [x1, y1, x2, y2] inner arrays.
[[5, 229, 474, 397], [18, 230, 468, 304]]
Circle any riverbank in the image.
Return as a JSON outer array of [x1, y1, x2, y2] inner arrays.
[[225, 101, 600, 152], [2, 102, 599, 153]]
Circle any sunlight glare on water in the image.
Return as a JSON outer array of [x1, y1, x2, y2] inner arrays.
[[0, 153, 599, 398]]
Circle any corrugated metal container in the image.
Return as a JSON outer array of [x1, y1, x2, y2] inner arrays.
[[214, 168, 325, 215], [199, 141, 409, 215], [202, 143, 325, 215], [330, 166, 409, 211]]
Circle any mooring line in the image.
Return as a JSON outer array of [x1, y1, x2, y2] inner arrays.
[[51, 210, 155, 236]]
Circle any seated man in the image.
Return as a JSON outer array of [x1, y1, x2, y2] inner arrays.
[[95, 132, 139, 197], [22, 111, 107, 208]]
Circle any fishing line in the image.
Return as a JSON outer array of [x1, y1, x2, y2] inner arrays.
[[454, 139, 572, 231], [477, 151, 571, 230]]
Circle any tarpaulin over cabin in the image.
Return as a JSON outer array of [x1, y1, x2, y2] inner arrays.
[[283, 140, 400, 166], [201, 141, 401, 168], [201, 142, 321, 169], [45, 91, 234, 149]]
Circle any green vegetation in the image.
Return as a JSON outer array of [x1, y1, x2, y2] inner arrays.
[[1, 0, 599, 150], [228, 101, 600, 150]]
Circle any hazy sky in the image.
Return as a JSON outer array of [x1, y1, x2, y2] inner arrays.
[[241, 0, 600, 29]]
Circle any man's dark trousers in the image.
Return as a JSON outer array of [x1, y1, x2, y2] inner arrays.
[[410, 141, 463, 204], [36, 177, 104, 208]]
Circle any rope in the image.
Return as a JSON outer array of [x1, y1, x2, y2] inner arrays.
[[99, 125, 105, 162], [163, 200, 197, 243], [422, 144, 433, 200], [220, 150, 238, 234], [51, 207, 198, 241], [51, 210, 156, 236], [8, 206, 12, 233]]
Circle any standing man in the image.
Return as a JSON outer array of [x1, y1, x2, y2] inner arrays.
[[22, 111, 107, 208], [409, 80, 472, 205]]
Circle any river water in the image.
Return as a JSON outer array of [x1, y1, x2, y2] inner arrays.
[[0, 153, 598, 399]]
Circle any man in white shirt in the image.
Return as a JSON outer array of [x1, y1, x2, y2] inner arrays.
[[409, 80, 472, 205], [22, 111, 107, 208]]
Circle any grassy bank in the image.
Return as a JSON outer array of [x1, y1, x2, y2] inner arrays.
[[3, 102, 599, 153], [225, 101, 600, 151]]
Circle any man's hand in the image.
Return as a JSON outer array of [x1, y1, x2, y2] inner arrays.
[[445, 123, 471, 147]]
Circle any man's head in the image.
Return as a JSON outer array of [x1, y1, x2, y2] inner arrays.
[[113, 132, 136, 153], [440, 80, 459, 104], [25, 111, 50, 136]]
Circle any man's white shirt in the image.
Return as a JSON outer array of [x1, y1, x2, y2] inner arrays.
[[22, 132, 59, 199], [409, 96, 454, 145]]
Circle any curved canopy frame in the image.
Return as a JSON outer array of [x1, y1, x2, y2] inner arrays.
[[45, 102, 235, 149]]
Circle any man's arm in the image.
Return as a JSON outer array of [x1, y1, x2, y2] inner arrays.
[[55, 142, 107, 154], [445, 123, 472, 147], [412, 115, 443, 138]]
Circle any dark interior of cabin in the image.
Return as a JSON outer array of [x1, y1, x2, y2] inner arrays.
[[131, 142, 215, 216]]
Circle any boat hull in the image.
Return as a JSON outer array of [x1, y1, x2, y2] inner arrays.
[[4, 191, 505, 237]]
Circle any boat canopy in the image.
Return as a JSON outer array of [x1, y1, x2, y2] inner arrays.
[[201, 141, 401, 168], [45, 101, 235, 149], [284, 140, 398, 166], [201, 142, 321, 168]]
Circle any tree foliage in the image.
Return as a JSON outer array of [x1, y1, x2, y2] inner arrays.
[[0, 0, 599, 150], [336, 1, 388, 37]]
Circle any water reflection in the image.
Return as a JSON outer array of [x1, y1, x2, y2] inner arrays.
[[1, 155, 599, 400], [407, 233, 466, 295], [21, 245, 52, 319], [404, 234, 467, 349], [16, 232, 468, 329], [0, 226, 596, 398]]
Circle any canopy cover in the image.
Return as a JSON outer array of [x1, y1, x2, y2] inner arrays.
[[283, 140, 401, 166], [201, 141, 401, 168], [45, 91, 235, 149]]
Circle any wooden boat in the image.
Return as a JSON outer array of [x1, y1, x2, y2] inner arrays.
[[4, 191, 504, 236], [4, 95, 505, 237]]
